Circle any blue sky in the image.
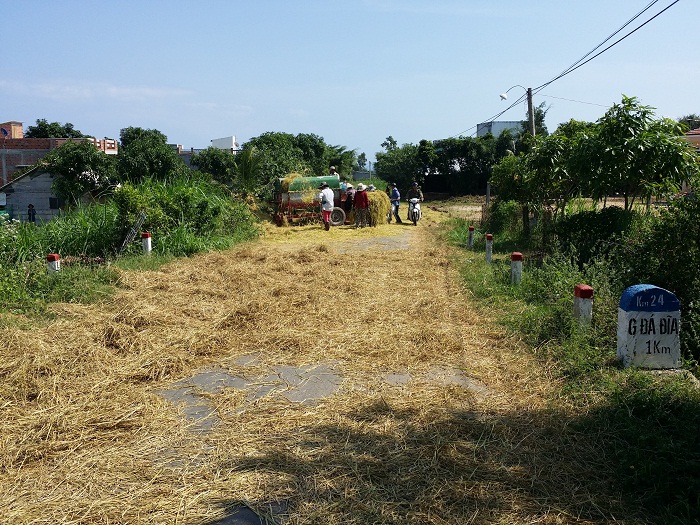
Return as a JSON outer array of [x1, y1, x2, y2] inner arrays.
[[2, 1, 698, 163]]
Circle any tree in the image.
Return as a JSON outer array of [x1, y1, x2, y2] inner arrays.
[[117, 127, 187, 182], [525, 119, 597, 218], [432, 136, 496, 195], [24, 119, 86, 138], [242, 131, 355, 183], [374, 140, 419, 189], [42, 140, 117, 205], [357, 152, 368, 171], [417, 139, 437, 180], [243, 132, 306, 182], [191, 147, 237, 185], [591, 96, 698, 209], [326, 144, 356, 178]]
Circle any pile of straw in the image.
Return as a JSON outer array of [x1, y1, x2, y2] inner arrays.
[[367, 190, 391, 226], [0, 212, 636, 523]]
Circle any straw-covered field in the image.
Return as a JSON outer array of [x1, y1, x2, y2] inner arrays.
[[1, 207, 638, 524]]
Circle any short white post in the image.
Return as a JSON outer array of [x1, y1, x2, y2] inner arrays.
[[510, 252, 523, 284], [485, 234, 493, 263], [573, 284, 593, 325], [468, 225, 475, 249], [47, 253, 61, 273], [142, 232, 152, 255]]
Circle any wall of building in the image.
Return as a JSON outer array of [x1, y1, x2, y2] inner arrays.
[[2, 171, 61, 222]]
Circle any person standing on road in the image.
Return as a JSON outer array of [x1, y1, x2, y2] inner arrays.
[[406, 181, 424, 220], [318, 182, 334, 231], [353, 183, 369, 228], [27, 203, 37, 223], [390, 183, 402, 224], [344, 183, 355, 214]]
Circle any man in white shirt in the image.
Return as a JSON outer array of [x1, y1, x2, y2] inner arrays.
[[318, 182, 335, 231]]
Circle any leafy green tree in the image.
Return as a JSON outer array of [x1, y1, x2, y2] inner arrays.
[[242, 131, 355, 183], [432, 136, 497, 195], [243, 132, 306, 182], [117, 127, 187, 182], [24, 119, 86, 138], [525, 119, 596, 218], [489, 154, 528, 203], [42, 140, 117, 205], [326, 144, 356, 178], [591, 96, 698, 209], [357, 152, 368, 171], [375, 139, 419, 189], [381, 136, 398, 152], [417, 139, 437, 179], [191, 147, 237, 185]]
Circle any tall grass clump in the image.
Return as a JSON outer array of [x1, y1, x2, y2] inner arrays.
[[113, 173, 260, 257]]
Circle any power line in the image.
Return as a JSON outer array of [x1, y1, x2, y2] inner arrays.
[[452, 0, 682, 138], [537, 94, 609, 108], [534, 0, 681, 92], [546, 0, 663, 90]]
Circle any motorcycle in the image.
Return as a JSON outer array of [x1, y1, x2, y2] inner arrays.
[[408, 198, 422, 226]]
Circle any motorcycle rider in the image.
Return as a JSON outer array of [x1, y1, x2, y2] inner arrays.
[[406, 181, 424, 220]]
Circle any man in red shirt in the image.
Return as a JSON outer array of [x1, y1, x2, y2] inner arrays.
[[353, 183, 369, 228]]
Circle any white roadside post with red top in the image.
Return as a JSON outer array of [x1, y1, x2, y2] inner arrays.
[[46, 253, 60, 273], [485, 234, 493, 263], [573, 284, 594, 325], [511, 252, 523, 285], [142, 232, 152, 255]]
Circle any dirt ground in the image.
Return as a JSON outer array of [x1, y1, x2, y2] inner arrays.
[[1, 204, 634, 524]]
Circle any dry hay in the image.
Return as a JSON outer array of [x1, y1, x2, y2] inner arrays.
[[279, 172, 304, 192], [367, 190, 391, 227], [0, 216, 633, 524]]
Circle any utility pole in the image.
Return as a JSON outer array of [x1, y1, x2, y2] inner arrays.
[[526, 87, 536, 137]]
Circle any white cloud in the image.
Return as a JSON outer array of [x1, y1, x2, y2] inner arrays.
[[0, 79, 192, 103]]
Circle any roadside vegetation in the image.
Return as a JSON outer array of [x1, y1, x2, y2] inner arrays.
[[444, 172, 700, 522]]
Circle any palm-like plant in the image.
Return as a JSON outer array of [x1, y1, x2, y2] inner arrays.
[[234, 147, 265, 197]]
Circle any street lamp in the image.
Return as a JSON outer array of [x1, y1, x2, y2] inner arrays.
[[500, 85, 536, 137]]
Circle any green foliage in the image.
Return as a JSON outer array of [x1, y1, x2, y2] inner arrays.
[[552, 206, 638, 266], [242, 132, 355, 186], [191, 146, 237, 186], [374, 139, 419, 190], [446, 193, 700, 522], [117, 127, 188, 182], [42, 140, 117, 205], [592, 96, 697, 208], [576, 373, 700, 523], [24, 119, 86, 138], [112, 174, 259, 256], [0, 255, 120, 313], [0, 174, 260, 313], [484, 199, 521, 235], [233, 147, 265, 197]]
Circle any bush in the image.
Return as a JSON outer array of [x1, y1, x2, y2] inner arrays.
[[552, 206, 639, 266], [484, 199, 521, 234]]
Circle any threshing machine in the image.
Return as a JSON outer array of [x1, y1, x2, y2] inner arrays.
[[273, 175, 348, 226]]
